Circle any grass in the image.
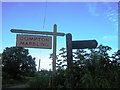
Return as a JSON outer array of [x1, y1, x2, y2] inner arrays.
[[2, 76, 34, 88], [27, 75, 50, 88]]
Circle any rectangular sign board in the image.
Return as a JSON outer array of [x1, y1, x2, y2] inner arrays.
[[72, 40, 98, 49], [16, 34, 52, 49]]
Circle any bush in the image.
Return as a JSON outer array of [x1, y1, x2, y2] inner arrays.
[[28, 74, 50, 88]]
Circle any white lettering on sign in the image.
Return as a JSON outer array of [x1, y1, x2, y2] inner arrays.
[[16, 34, 52, 49]]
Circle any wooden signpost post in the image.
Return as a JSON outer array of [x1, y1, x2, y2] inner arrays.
[[66, 33, 73, 69], [66, 33, 98, 88], [66, 33, 98, 70]]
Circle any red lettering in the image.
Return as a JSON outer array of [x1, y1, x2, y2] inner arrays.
[[29, 42, 32, 45], [18, 41, 50, 48], [25, 42, 28, 45], [19, 42, 24, 45]]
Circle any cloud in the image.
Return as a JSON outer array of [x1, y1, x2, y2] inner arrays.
[[87, 3, 99, 16], [103, 35, 118, 41]]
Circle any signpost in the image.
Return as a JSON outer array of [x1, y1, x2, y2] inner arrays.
[[11, 25, 98, 88], [66, 33, 98, 88], [66, 33, 98, 70], [11, 24, 65, 88], [16, 34, 52, 49], [11, 24, 65, 72]]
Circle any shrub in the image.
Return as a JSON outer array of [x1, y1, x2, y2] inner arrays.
[[27, 74, 50, 88]]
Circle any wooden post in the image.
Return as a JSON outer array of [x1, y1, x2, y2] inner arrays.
[[66, 33, 73, 70], [52, 24, 57, 88], [66, 33, 73, 88], [53, 24, 57, 72], [38, 59, 41, 72]]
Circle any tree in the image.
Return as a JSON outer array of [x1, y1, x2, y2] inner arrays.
[[50, 45, 120, 88], [2, 47, 36, 79]]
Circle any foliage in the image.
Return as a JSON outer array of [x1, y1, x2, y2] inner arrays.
[[27, 70, 52, 88], [2, 45, 120, 88], [2, 71, 28, 88], [2, 47, 36, 79], [35, 44, 120, 88], [50, 44, 120, 88]]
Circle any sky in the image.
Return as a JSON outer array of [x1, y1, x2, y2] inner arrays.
[[1, 1, 119, 70]]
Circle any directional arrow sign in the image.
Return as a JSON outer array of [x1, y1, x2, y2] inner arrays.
[[72, 40, 98, 49]]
